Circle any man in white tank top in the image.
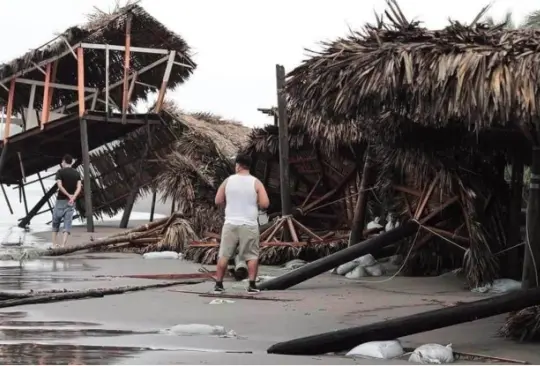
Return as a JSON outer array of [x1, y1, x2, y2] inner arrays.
[[214, 154, 270, 293]]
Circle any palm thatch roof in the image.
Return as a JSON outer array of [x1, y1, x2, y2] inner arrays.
[[148, 102, 251, 235], [80, 101, 249, 226], [285, 0, 540, 146], [0, 2, 195, 111]]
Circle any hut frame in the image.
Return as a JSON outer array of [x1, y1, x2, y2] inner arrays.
[[0, 4, 195, 231]]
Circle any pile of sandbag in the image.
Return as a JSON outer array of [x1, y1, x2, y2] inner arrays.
[[333, 254, 402, 279]]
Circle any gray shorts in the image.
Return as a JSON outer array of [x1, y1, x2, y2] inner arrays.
[[218, 224, 259, 262], [52, 200, 75, 234]]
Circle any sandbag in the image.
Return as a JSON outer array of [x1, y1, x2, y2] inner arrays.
[[284, 259, 307, 270], [346, 340, 404, 359], [162, 323, 228, 336], [408, 343, 454, 364], [471, 279, 522, 294], [336, 261, 359, 276], [142, 251, 181, 260], [365, 264, 383, 277], [345, 265, 367, 279], [357, 254, 376, 267]]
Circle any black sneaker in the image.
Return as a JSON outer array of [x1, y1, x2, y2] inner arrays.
[[213, 283, 225, 294], [247, 286, 260, 294]]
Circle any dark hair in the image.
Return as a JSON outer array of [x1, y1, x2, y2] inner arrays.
[[62, 154, 73, 165], [235, 154, 252, 170]]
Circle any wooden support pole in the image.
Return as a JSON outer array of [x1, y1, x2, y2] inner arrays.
[[267, 286, 540, 355], [258, 221, 419, 291], [149, 188, 157, 222], [122, 14, 133, 124], [154, 51, 176, 112], [506, 157, 524, 279], [77, 47, 85, 118], [20, 182, 28, 216], [18, 185, 57, 228], [80, 118, 94, 232], [3, 80, 16, 143], [275, 64, 291, 217], [0, 143, 9, 184], [40, 63, 52, 129], [105, 44, 110, 114], [523, 147, 540, 289], [37, 172, 53, 213], [349, 146, 372, 247]]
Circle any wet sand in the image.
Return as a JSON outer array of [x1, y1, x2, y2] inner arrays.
[[0, 239, 537, 364]]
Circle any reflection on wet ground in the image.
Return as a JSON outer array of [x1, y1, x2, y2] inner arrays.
[[0, 343, 147, 365], [0, 320, 100, 327], [0, 259, 98, 290], [0, 328, 143, 340]]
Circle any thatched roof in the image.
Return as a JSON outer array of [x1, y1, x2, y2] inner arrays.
[[285, 0, 540, 145], [81, 101, 249, 223], [0, 3, 195, 111]]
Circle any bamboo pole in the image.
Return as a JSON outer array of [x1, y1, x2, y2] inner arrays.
[[276, 65, 292, 218]]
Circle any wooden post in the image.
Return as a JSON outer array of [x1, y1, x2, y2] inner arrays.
[[18, 185, 58, 228], [27, 84, 36, 127], [149, 188, 157, 222], [122, 13, 133, 124], [506, 158, 524, 279], [37, 172, 53, 213], [349, 145, 372, 247], [523, 147, 540, 289], [0, 143, 8, 182], [105, 44, 109, 114], [275, 65, 292, 217], [40, 63, 52, 129], [3, 80, 16, 143], [20, 182, 28, 216], [77, 47, 85, 118], [80, 118, 94, 232], [154, 51, 176, 112]]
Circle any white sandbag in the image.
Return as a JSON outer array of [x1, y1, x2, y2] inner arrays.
[[471, 278, 522, 294], [337, 261, 359, 276], [284, 259, 307, 270], [163, 324, 228, 336], [365, 264, 383, 277], [142, 251, 181, 260], [345, 265, 367, 279], [409, 343, 454, 364], [346, 340, 404, 359], [367, 217, 383, 230], [357, 254, 376, 267], [380, 261, 400, 274]]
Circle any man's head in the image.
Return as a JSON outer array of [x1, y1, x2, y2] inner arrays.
[[61, 154, 74, 168], [234, 154, 252, 173]]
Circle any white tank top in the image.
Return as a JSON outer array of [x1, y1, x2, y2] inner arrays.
[[224, 174, 258, 226]]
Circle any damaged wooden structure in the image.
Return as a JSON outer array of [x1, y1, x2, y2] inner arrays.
[[258, 0, 540, 349], [0, 4, 195, 231]]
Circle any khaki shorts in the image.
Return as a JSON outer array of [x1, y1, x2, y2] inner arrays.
[[218, 224, 259, 262]]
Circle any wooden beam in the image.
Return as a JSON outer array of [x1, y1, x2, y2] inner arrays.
[[16, 78, 96, 93], [349, 146, 372, 247], [127, 72, 138, 102], [3, 80, 16, 143], [122, 14, 133, 124], [52, 55, 169, 114], [81, 43, 171, 56], [0, 43, 82, 84], [40, 63, 52, 129], [46, 61, 59, 121], [149, 188, 157, 222], [275, 64, 292, 217], [105, 44, 110, 114], [77, 47, 85, 118], [154, 51, 176, 112]]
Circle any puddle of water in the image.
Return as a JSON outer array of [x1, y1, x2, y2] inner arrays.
[[0, 343, 146, 364], [0, 320, 100, 327], [0, 328, 142, 340], [0, 311, 27, 319]]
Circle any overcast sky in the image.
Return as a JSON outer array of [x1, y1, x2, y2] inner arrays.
[[0, 0, 538, 127]]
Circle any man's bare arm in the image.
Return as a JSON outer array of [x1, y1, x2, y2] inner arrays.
[[71, 181, 82, 202], [255, 179, 270, 209], [215, 179, 227, 206], [56, 180, 72, 199]]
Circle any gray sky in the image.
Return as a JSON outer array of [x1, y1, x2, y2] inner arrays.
[[0, 0, 537, 127]]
